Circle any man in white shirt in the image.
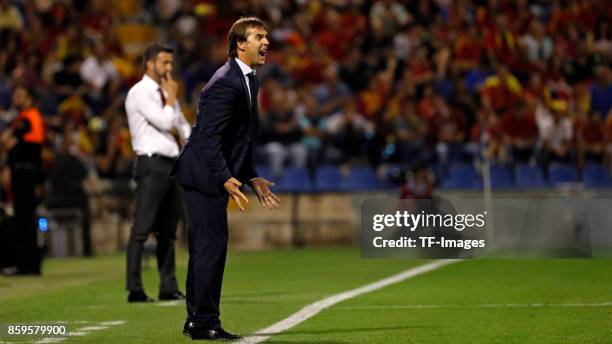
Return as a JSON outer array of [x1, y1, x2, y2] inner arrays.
[[124, 43, 191, 303]]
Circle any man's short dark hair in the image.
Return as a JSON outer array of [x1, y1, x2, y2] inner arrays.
[[142, 42, 174, 67], [227, 17, 269, 58]]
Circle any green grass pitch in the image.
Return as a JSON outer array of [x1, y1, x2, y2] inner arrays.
[[1, 248, 611, 343]]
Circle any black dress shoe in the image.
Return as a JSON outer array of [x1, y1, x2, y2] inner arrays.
[[183, 319, 193, 337], [189, 326, 241, 340], [159, 290, 186, 300], [127, 290, 154, 303]]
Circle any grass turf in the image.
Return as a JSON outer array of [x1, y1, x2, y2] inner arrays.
[[0, 248, 611, 343]]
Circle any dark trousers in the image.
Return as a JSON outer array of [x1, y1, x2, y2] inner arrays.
[[181, 184, 229, 328], [126, 156, 181, 293], [11, 166, 41, 274]]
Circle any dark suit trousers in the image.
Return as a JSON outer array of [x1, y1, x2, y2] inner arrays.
[[126, 156, 181, 293], [181, 184, 229, 328]]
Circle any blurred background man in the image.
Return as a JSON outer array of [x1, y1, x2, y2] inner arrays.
[[0, 84, 45, 275], [124, 43, 190, 303]]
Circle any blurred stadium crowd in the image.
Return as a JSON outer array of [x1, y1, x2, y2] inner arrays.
[[0, 0, 611, 200]]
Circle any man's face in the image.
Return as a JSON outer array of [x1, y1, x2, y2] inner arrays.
[[239, 26, 269, 67], [150, 52, 173, 81], [11, 88, 29, 110]]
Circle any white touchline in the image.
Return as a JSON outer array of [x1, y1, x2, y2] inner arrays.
[[157, 301, 182, 307], [99, 321, 126, 326], [67, 332, 86, 337], [336, 302, 612, 310], [233, 259, 461, 344], [36, 338, 65, 343], [78, 326, 109, 331], [34, 320, 126, 344]]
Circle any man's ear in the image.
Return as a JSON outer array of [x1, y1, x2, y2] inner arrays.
[[238, 41, 246, 51]]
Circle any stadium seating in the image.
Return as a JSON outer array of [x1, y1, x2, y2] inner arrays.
[[515, 164, 547, 189], [314, 165, 344, 192], [257, 162, 612, 192], [489, 164, 514, 189], [548, 163, 578, 186], [440, 163, 480, 190], [275, 167, 313, 193], [342, 166, 381, 191], [582, 163, 612, 189]]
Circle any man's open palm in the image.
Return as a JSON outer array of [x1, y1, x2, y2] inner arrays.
[[251, 177, 280, 209]]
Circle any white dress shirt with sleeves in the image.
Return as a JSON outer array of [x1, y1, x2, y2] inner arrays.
[[125, 74, 191, 158]]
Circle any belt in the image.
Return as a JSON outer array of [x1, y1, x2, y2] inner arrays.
[[138, 153, 176, 163]]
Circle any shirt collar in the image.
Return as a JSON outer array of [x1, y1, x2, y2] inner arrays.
[[234, 57, 254, 76], [142, 74, 161, 89]]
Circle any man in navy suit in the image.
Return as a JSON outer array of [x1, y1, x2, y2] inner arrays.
[[171, 17, 280, 340]]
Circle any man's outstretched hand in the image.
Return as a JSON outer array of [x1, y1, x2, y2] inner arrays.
[[251, 177, 280, 209], [224, 177, 249, 211]]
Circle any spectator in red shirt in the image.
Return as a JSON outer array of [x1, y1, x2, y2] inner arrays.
[[409, 46, 434, 85], [501, 102, 538, 163], [469, 109, 506, 163], [484, 14, 519, 65], [314, 8, 353, 60], [400, 163, 433, 199], [454, 25, 485, 71], [574, 110, 604, 166]]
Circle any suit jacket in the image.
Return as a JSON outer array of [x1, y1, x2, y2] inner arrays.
[[171, 58, 259, 195]]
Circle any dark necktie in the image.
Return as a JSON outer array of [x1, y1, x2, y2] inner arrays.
[[158, 87, 166, 107], [247, 71, 259, 140], [247, 71, 258, 109]]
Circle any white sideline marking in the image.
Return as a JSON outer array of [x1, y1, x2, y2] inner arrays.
[[34, 320, 125, 343], [336, 301, 612, 310], [234, 259, 460, 344], [157, 301, 181, 307], [36, 339, 65, 343], [99, 320, 126, 326], [77, 326, 108, 331], [66, 332, 86, 337]]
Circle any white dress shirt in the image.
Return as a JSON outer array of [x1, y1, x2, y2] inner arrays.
[[235, 58, 255, 104], [125, 74, 191, 158]]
